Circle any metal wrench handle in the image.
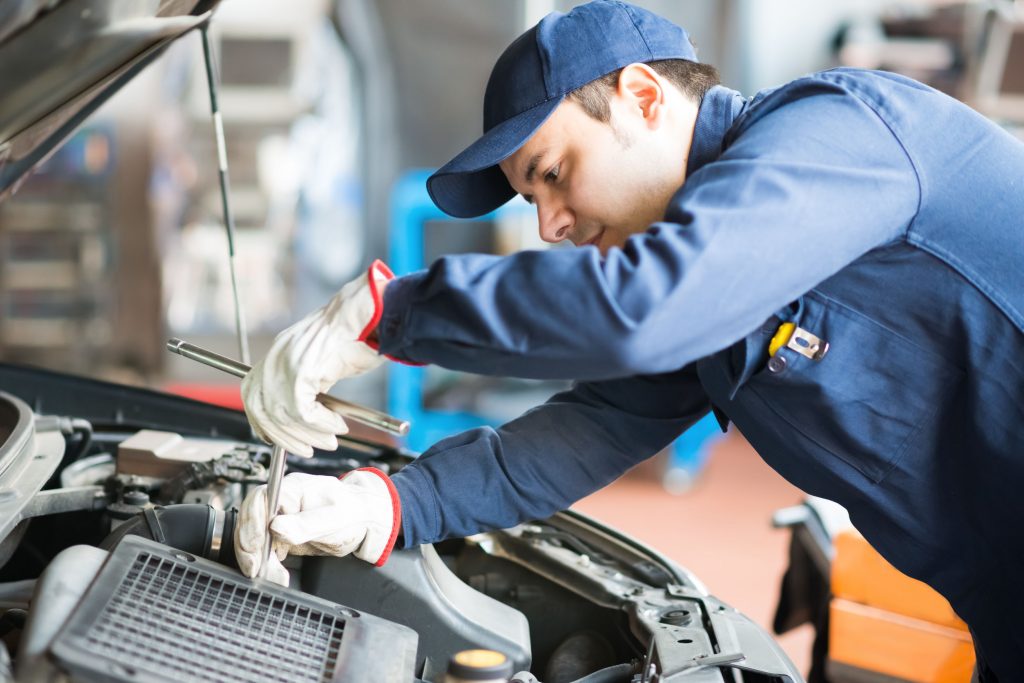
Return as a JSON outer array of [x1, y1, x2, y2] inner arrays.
[[260, 444, 287, 580], [166, 338, 410, 436]]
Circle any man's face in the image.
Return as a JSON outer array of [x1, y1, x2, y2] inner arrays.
[[499, 94, 689, 255]]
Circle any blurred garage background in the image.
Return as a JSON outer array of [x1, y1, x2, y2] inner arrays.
[[1, 0, 1021, 677]]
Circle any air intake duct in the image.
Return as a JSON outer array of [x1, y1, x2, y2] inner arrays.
[[99, 504, 239, 570]]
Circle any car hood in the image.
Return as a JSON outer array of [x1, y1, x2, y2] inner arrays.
[[0, 0, 218, 201]]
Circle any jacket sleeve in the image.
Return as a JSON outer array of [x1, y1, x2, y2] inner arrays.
[[390, 365, 708, 546], [377, 78, 920, 380]]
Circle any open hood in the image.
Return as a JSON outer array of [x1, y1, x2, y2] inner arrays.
[[0, 0, 219, 201]]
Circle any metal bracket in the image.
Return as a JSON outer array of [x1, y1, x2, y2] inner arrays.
[[786, 327, 829, 361], [681, 651, 747, 671], [22, 486, 107, 518]]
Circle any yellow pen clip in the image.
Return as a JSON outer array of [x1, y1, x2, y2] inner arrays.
[[768, 322, 796, 357]]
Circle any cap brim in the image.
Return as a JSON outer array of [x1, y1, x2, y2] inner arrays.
[[427, 96, 563, 218]]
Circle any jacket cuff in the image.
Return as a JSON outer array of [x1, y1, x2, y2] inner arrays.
[[376, 271, 429, 365], [390, 465, 441, 548], [361, 266, 426, 367]]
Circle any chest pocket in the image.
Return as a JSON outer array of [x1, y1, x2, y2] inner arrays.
[[737, 292, 961, 484]]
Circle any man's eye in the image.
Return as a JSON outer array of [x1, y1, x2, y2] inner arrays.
[[545, 165, 560, 182]]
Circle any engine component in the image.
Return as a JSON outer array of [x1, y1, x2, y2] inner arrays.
[[0, 640, 10, 681], [565, 663, 635, 683], [117, 429, 245, 478], [544, 632, 618, 683], [105, 429, 265, 514], [2, 365, 808, 682], [33, 415, 92, 463], [444, 649, 513, 683], [303, 543, 531, 680], [59, 452, 114, 487], [177, 482, 240, 508], [105, 489, 155, 530], [156, 449, 263, 505], [0, 579, 35, 611], [48, 536, 417, 683], [17, 545, 107, 664], [0, 392, 67, 569], [99, 503, 240, 570]]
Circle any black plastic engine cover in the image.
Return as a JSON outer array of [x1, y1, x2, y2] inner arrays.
[[302, 544, 531, 680]]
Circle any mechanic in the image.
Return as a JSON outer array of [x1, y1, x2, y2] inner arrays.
[[234, 2, 1024, 679]]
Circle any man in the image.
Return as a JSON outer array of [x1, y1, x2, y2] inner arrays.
[[235, 2, 1024, 679]]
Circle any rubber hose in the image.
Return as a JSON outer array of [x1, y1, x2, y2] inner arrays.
[[68, 418, 92, 460], [99, 504, 239, 570]]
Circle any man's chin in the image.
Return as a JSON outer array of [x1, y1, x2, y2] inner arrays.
[[598, 227, 643, 254], [574, 226, 633, 254], [574, 227, 606, 250]]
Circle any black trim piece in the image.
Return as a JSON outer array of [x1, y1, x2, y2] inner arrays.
[[0, 363, 252, 440], [827, 660, 916, 683]]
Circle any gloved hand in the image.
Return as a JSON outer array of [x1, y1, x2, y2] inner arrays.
[[234, 469, 401, 586], [242, 260, 395, 457]]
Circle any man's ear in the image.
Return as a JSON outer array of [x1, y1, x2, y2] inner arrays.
[[614, 63, 666, 128]]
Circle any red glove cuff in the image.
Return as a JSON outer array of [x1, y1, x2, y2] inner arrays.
[[357, 259, 394, 350], [341, 467, 402, 566]]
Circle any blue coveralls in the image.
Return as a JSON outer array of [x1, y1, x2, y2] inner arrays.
[[379, 68, 1024, 677]]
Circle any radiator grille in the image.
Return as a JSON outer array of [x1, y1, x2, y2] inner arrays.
[[81, 551, 344, 683]]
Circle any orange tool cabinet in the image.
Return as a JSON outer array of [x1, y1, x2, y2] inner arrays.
[[828, 529, 975, 683]]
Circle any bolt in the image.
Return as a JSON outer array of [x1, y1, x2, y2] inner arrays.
[[660, 609, 692, 626]]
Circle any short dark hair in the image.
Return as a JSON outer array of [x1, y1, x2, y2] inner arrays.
[[569, 59, 720, 123]]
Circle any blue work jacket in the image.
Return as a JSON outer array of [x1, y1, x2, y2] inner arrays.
[[380, 68, 1024, 675]]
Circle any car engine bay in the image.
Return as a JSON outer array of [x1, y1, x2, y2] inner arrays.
[[0, 363, 801, 683]]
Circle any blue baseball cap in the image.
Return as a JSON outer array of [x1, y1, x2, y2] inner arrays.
[[426, 0, 697, 218]]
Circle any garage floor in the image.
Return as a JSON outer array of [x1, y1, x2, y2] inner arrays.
[[572, 430, 815, 676]]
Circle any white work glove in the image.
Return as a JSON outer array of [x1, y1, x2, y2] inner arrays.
[[234, 469, 401, 586], [242, 260, 395, 457]]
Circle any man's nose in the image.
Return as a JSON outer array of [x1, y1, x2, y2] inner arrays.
[[536, 201, 573, 244]]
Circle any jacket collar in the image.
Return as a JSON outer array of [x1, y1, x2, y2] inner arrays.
[[685, 85, 748, 179]]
